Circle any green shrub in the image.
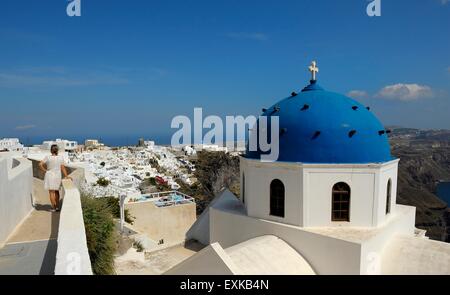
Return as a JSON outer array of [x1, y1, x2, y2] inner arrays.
[[156, 183, 170, 192], [101, 196, 135, 224], [80, 193, 117, 275], [149, 158, 160, 171], [96, 177, 110, 187]]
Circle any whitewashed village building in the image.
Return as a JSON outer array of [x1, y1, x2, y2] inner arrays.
[[166, 62, 450, 275], [41, 139, 78, 152], [0, 138, 24, 152]]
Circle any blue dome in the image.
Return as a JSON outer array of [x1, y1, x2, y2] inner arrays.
[[246, 81, 393, 164]]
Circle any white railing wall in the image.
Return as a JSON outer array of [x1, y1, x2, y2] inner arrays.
[[54, 179, 93, 275]]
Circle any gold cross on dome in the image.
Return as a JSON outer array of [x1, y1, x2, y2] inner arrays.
[[308, 61, 319, 81]]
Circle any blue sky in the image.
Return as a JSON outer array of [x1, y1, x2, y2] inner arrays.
[[0, 0, 449, 143]]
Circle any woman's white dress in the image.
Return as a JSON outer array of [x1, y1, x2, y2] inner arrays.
[[43, 155, 66, 191]]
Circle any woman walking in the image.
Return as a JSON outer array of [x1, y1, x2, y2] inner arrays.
[[39, 144, 71, 212]]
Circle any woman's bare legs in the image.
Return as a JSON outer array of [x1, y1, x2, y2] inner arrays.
[[49, 190, 57, 210], [55, 191, 60, 210], [49, 191, 54, 209]]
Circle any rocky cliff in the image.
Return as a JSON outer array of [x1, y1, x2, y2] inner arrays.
[[392, 140, 450, 241]]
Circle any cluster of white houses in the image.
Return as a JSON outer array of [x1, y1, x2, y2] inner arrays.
[[0, 138, 23, 152]]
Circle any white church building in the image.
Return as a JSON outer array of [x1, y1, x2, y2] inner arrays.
[[166, 62, 450, 275]]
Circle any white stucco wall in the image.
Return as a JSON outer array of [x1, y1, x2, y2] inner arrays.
[[186, 189, 240, 245], [374, 161, 398, 226], [54, 179, 93, 275], [0, 154, 33, 246], [241, 158, 304, 226], [210, 208, 362, 275], [185, 205, 210, 245], [209, 202, 417, 275], [241, 157, 399, 228], [304, 166, 376, 227], [359, 204, 416, 274]]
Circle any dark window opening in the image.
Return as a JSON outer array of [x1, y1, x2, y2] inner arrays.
[[332, 182, 351, 222], [270, 179, 285, 218], [386, 179, 392, 214]]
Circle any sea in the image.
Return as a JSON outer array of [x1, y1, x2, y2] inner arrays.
[[436, 182, 450, 205], [14, 133, 247, 148], [15, 134, 174, 147]]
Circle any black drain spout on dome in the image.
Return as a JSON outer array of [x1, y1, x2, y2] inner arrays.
[[311, 131, 321, 139], [300, 104, 309, 111], [274, 106, 280, 112], [349, 130, 357, 138], [270, 106, 280, 114]]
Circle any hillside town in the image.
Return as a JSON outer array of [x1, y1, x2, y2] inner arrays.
[[1, 137, 202, 198]]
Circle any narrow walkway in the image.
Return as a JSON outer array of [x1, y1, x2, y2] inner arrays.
[[0, 178, 60, 275]]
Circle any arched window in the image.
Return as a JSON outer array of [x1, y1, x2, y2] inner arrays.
[[332, 182, 351, 222], [270, 179, 285, 217], [242, 174, 245, 204], [386, 179, 392, 214]]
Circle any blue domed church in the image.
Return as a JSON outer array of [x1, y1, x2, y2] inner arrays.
[[242, 61, 398, 228], [167, 62, 450, 275]]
